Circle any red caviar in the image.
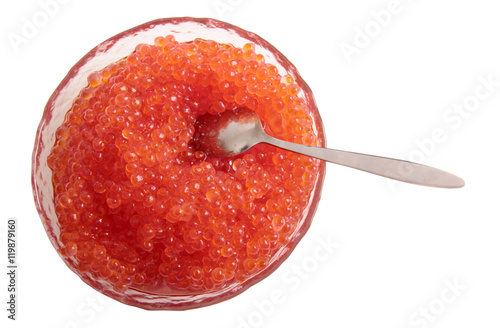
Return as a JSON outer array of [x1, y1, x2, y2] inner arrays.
[[33, 18, 325, 310]]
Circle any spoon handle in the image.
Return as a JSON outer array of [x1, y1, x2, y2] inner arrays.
[[262, 135, 464, 188]]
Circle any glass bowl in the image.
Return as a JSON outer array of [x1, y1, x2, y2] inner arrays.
[[32, 17, 326, 310]]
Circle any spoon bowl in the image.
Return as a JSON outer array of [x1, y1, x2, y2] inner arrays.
[[193, 108, 264, 157], [193, 108, 465, 188]]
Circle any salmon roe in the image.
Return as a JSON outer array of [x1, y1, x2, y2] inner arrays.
[[46, 34, 324, 302]]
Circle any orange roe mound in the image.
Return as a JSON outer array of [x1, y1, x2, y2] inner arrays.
[[47, 35, 323, 298]]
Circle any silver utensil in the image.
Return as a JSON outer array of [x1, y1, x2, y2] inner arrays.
[[193, 109, 465, 188]]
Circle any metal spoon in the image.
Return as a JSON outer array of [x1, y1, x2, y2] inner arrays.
[[193, 108, 465, 188]]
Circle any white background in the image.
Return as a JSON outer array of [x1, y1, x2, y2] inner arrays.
[[1, 0, 499, 327]]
